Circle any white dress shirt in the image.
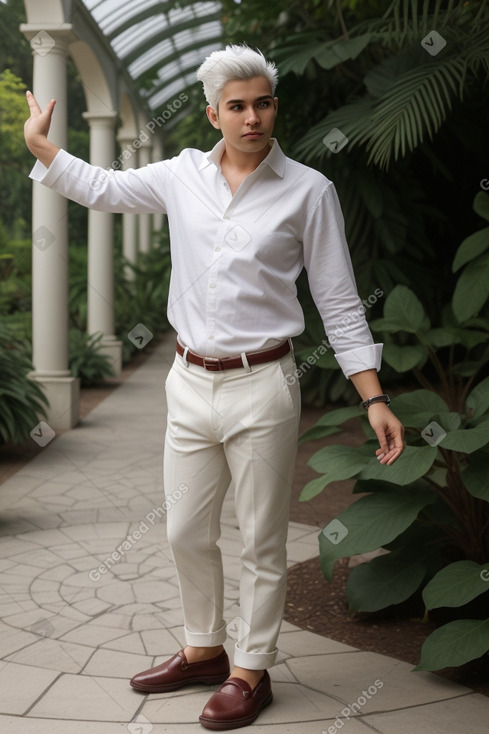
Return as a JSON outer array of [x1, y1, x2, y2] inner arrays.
[[30, 138, 382, 377]]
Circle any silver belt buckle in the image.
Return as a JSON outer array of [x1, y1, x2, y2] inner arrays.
[[203, 356, 223, 371]]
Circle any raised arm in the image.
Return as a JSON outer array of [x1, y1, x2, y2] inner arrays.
[[24, 91, 60, 168]]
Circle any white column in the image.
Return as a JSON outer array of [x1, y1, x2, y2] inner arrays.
[[82, 112, 123, 377], [117, 134, 138, 278], [138, 142, 153, 253], [21, 24, 79, 430]]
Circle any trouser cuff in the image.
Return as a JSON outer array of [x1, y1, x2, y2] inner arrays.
[[184, 623, 228, 648], [233, 644, 278, 670]]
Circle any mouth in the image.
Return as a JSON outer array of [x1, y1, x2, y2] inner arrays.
[[242, 131, 264, 138]]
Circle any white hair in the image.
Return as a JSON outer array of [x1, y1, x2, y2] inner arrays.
[[196, 44, 278, 110]]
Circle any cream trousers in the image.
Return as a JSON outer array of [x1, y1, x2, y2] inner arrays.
[[163, 349, 301, 670]]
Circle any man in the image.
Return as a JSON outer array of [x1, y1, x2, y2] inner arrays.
[[25, 45, 404, 730]]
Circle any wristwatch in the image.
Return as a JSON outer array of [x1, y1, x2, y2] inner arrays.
[[362, 393, 391, 410]]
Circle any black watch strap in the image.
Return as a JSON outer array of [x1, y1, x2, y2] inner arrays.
[[362, 393, 391, 410]]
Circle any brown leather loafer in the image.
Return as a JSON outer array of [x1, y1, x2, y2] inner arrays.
[[130, 649, 230, 693], [199, 670, 272, 730]]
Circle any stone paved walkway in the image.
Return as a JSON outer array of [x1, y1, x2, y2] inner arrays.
[[1, 332, 488, 733]]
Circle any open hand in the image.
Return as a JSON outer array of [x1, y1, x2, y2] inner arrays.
[[367, 403, 405, 465], [24, 91, 59, 166]]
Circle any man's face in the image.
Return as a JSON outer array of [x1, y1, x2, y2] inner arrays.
[[206, 76, 278, 156]]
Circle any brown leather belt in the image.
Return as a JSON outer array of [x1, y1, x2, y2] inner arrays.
[[176, 339, 291, 371]]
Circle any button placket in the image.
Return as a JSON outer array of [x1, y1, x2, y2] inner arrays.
[[205, 221, 226, 343]]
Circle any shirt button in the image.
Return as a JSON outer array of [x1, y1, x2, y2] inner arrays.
[[209, 335, 215, 340], [215, 247, 221, 252], [209, 283, 216, 289]]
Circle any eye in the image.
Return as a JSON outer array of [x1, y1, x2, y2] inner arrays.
[[258, 101, 271, 108]]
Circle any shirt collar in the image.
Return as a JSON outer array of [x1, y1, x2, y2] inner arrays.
[[199, 137, 286, 178]]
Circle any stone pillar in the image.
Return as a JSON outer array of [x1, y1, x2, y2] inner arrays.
[[138, 142, 152, 254], [82, 112, 123, 377], [117, 134, 138, 278], [21, 23, 80, 430]]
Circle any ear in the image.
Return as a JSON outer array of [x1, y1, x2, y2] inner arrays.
[[206, 105, 221, 130]]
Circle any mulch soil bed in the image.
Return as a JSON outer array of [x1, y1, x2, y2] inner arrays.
[[1, 343, 488, 696]]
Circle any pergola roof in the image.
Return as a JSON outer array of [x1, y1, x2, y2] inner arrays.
[[80, 0, 223, 111]]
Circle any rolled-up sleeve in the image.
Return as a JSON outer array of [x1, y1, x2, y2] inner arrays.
[[30, 149, 167, 214], [302, 180, 383, 378]]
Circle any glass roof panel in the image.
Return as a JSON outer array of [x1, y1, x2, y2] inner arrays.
[[80, 0, 223, 111]]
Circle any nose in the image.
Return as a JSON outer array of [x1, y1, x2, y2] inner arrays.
[[245, 106, 260, 125]]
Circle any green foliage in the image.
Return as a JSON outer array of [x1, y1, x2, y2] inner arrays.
[[68, 330, 115, 387], [0, 69, 29, 163], [0, 323, 48, 445], [302, 195, 489, 671], [217, 0, 488, 405], [115, 230, 172, 362]]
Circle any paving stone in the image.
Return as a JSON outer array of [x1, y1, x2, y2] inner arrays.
[[364, 692, 489, 733], [287, 651, 469, 711], [6, 638, 93, 673], [29, 673, 141, 720], [82, 648, 152, 678], [0, 662, 59, 715]]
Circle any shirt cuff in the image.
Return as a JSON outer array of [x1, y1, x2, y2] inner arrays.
[[29, 149, 75, 186], [334, 343, 383, 378]]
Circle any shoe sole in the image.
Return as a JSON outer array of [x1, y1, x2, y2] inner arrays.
[[130, 673, 230, 694], [198, 691, 273, 730]]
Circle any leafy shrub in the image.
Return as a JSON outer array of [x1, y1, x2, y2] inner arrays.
[[68, 330, 115, 387], [301, 193, 489, 671], [0, 323, 48, 445], [115, 232, 172, 362]]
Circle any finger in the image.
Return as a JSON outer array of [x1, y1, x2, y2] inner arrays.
[[26, 90, 42, 115]]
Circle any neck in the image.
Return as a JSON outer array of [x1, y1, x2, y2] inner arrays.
[[221, 140, 271, 173]]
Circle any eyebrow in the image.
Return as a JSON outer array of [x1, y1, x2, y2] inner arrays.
[[224, 95, 274, 106]]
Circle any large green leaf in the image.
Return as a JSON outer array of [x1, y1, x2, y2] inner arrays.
[[299, 405, 363, 445], [423, 561, 489, 610], [307, 445, 371, 478], [382, 343, 427, 372], [298, 425, 342, 445], [318, 485, 436, 581], [415, 619, 489, 671], [299, 474, 332, 502], [382, 284, 430, 332], [439, 419, 489, 454], [452, 251, 489, 322], [359, 445, 438, 486], [346, 549, 427, 612], [452, 227, 489, 272], [466, 375, 489, 420], [473, 191, 489, 222], [425, 327, 489, 350], [389, 390, 449, 428], [462, 452, 489, 500]]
